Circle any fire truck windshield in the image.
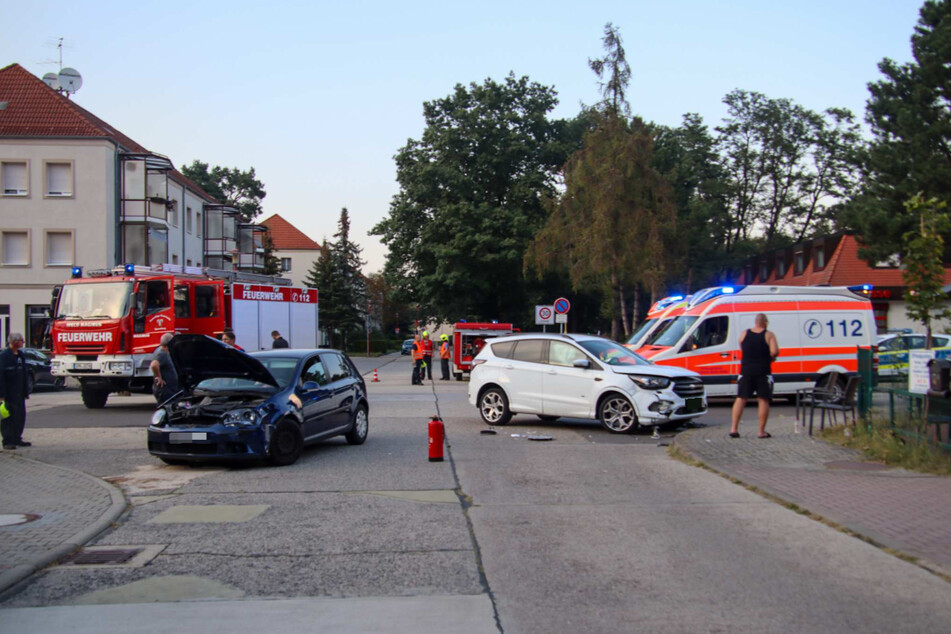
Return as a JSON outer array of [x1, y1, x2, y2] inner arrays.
[[57, 282, 133, 320]]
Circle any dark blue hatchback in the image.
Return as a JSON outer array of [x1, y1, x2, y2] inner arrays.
[[147, 335, 369, 466]]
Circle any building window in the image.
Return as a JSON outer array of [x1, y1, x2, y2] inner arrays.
[[186, 207, 193, 234], [45, 161, 73, 197], [26, 305, 51, 348], [281, 257, 292, 272], [1, 230, 30, 266], [169, 203, 179, 227], [815, 247, 826, 270], [45, 230, 74, 266], [759, 262, 768, 282], [172, 254, 179, 265], [794, 252, 805, 275], [186, 259, 193, 266], [196, 212, 202, 238], [1, 161, 28, 196], [776, 256, 786, 279]]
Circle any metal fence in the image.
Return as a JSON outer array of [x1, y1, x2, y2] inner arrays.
[[867, 376, 951, 451]]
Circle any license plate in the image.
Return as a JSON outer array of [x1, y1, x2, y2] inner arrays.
[[169, 432, 207, 443], [685, 397, 703, 413], [73, 362, 93, 370]]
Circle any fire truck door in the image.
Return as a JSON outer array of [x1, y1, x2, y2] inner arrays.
[[134, 279, 173, 353], [193, 282, 225, 340]]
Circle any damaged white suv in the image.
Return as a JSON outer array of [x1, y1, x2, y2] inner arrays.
[[468, 333, 706, 433]]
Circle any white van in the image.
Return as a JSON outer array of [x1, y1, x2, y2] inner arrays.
[[636, 285, 877, 397]]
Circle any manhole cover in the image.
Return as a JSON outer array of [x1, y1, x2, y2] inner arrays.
[[0, 514, 40, 527], [62, 548, 143, 566], [824, 461, 890, 471]]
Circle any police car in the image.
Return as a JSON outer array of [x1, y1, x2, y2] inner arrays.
[[876, 331, 951, 377]]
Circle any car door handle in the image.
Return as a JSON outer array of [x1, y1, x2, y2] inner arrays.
[[594, 376, 603, 381]]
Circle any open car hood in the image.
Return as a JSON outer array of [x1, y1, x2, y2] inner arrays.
[[167, 335, 279, 391]]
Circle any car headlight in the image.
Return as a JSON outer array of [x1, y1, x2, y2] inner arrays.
[[151, 409, 167, 427], [630, 375, 671, 390], [222, 408, 261, 427]]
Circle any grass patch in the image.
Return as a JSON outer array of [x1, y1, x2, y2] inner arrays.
[[820, 421, 951, 476]]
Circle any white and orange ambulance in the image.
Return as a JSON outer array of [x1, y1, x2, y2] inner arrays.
[[625, 294, 691, 350], [636, 285, 876, 397]]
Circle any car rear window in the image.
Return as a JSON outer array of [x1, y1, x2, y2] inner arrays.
[[491, 340, 516, 359], [512, 340, 545, 363]]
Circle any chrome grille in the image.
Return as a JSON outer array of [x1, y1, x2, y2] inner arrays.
[[672, 376, 704, 397]]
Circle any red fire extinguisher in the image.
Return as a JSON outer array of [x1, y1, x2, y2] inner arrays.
[[428, 416, 444, 462]]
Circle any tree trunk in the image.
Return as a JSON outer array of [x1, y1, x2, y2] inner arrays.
[[632, 285, 641, 330], [611, 272, 621, 341], [619, 285, 630, 337]]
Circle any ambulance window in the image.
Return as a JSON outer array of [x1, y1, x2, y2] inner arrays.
[[681, 316, 729, 352], [174, 285, 190, 318], [491, 340, 516, 359], [195, 286, 219, 318]]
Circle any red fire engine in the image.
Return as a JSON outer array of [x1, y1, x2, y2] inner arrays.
[[50, 264, 318, 408], [451, 322, 516, 380]]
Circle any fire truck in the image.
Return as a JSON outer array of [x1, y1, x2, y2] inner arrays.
[[50, 264, 318, 408], [451, 322, 516, 380]]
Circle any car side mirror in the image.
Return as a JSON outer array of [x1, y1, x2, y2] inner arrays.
[[573, 359, 591, 369], [301, 380, 321, 391]]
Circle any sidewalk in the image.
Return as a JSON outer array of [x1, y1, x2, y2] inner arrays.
[[673, 413, 951, 579], [0, 452, 126, 594]]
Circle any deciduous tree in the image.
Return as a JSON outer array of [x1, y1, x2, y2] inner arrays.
[[180, 160, 267, 222]]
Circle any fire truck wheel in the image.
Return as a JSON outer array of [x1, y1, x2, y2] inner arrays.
[[345, 404, 369, 445], [599, 394, 638, 433], [479, 387, 511, 426], [269, 420, 303, 466], [454, 372, 463, 381], [81, 387, 109, 409]]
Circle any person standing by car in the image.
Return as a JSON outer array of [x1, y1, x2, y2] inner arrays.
[[271, 330, 289, 349], [730, 313, 779, 439], [0, 333, 31, 450], [150, 333, 180, 404], [439, 334, 452, 380], [421, 331, 434, 380], [222, 330, 244, 351], [411, 334, 424, 385]]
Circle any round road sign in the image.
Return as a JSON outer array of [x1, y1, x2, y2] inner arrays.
[[538, 306, 553, 320], [554, 297, 571, 314]]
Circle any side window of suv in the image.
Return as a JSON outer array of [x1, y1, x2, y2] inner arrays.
[[491, 341, 516, 359], [548, 341, 588, 367], [681, 316, 729, 352], [512, 339, 546, 363]]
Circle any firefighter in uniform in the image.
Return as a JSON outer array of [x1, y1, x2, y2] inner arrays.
[[421, 331, 435, 380], [439, 334, 452, 380], [411, 334, 425, 385], [0, 332, 31, 450]]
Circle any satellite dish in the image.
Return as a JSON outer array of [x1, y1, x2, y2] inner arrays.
[[58, 67, 82, 94], [42, 72, 60, 90]]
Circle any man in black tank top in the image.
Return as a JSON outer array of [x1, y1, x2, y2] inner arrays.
[[730, 313, 780, 439]]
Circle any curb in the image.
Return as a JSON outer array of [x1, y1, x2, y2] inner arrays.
[[670, 428, 951, 582], [0, 455, 128, 595]]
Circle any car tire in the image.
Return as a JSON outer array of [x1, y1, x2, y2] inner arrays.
[[479, 387, 512, 426], [345, 404, 369, 445], [53, 377, 66, 390], [537, 415, 559, 422], [599, 393, 638, 433], [81, 387, 109, 409], [820, 374, 846, 402], [269, 420, 303, 466]]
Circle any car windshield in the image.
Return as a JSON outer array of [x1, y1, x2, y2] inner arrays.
[[57, 282, 132, 320], [627, 319, 656, 345], [644, 317, 676, 345], [652, 316, 699, 347], [578, 339, 651, 366], [194, 357, 299, 392]]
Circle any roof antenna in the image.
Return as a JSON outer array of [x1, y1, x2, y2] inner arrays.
[[39, 37, 82, 99]]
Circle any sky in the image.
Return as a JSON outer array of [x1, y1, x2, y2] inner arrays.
[[1, 1, 926, 273]]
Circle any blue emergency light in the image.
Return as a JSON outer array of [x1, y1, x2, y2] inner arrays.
[[668, 295, 685, 302], [722, 286, 735, 294], [848, 284, 873, 295], [71, 266, 83, 278], [124, 263, 136, 276]]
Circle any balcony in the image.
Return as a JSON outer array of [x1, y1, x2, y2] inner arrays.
[[237, 224, 268, 272], [204, 204, 239, 261], [119, 153, 174, 265]]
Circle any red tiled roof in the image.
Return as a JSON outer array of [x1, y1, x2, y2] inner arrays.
[[259, 214, 321, 250], [739, 234, 951, 287]]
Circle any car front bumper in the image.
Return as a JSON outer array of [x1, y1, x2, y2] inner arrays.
[[147, 423, 269, 461]]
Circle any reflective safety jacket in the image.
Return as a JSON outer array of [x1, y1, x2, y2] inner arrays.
[[421, 338, 434, 357], [412, 341, 424, 361], [440, 342, 451, 359]]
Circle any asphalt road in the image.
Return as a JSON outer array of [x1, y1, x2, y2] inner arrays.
[[4, 355, 951, 633]]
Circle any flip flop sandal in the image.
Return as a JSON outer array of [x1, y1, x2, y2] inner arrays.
[[728, 432, 740, 438]]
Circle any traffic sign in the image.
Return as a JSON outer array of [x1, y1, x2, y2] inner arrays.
[[535, 305, 554, 325], [555, 313, 567, 324], [554, 297, 571, 314]]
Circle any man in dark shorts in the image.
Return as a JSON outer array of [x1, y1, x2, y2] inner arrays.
[[150, 333, 180, 404], [730, 313, 779, 439]]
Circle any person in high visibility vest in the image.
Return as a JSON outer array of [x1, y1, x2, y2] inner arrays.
[[439, 334, 452, 380], [411, 334, 425, 385], [421, 331, 435, 380]]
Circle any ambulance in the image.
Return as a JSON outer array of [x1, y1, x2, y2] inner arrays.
[[636, 285, 877, 397], [625, 294, 691, 350]]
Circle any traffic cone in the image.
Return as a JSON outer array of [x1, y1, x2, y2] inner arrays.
[[372, 368, 380, 382]]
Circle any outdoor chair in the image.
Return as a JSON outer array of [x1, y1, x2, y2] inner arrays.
[[809, 374, 861, 435], [795, 371, 840, 433]]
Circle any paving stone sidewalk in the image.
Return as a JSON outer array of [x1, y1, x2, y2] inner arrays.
[[0, 452, 126, 594], [674, 414, 951, 578]]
